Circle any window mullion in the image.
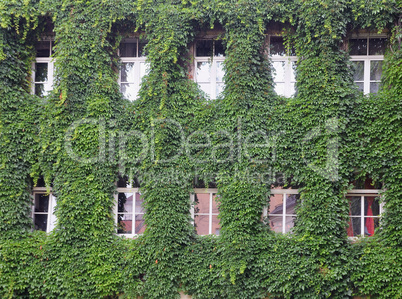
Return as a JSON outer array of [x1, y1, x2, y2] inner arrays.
[[360, 195, 365, 236], [209, 192, 213, 234], [283, 193, 287, 234]]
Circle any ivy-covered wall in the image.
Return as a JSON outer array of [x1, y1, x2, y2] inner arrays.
[[0, 0, 401, 298]]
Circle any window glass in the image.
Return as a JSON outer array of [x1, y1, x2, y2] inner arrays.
[[194, 193, 220, 235], [351, 61, 364, 81], [270, 36, 286, 56], [196, 40, 213, 57], [196, 62, 211, 82], [35, 41, 51, 57], [214, 40, 225, 57], [370, 60, 382, 81], [117, 192, 145, 235], [268, 193, 298, 233], [194, 41, 225, 99], [32, 192, 56, 233], [120, 42, 137, 57], [119, 39, 148, 101], [368, 38, 387, 55], [347, 195, 381, 237], [350, 39, 367, 55], [35, 194, 49, 213]]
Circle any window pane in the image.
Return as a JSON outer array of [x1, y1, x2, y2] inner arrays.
[[347, 217, 361, 236], [369, 38, 387, 55], [274, 83, 285, 96], [121, 83, 137, 101], [118, 214, 132, 234], [364, 217, 379, 237], [216, 83, 224, 98], [365, 197, 380, 216], [286, 194, 298, 215], [36, 41, 51, 57], [351, 61, 364, 81], [269, 215, 282, 233], [118, 193, 133, 213], [212, 194, 219, 213], [216, 61, 225, 82], [138, 41, 147, 57], [356, 82, 364, 92], [34, 214, 48, 231], [196, 40, 213, 57], [370, 82, 380, 94], [211, 215, 220, 235], [120, 42, 137, 57], [35, 63, 48, 82], [198, 83, 211, 97], [215, 40, 225, 57], [289, 83, 296, 96], [194, 215, 209, 235], [195, 193, 209, 213], [35, 194, 49, 212], [284, 216, 295, 233], [370, 60, 382, 81], [135, 214, 146, 234], [269, 194, 283, 214], [349, 196, 361, 216], [135, 193, 144, 213], [140, 62, 149, 78], [270, 36, 286, 56], [273, 61, 285, 82], [196, 62, 211, 82], [350, 39, 367, 55], [35, 84, 46, 97], [121, 62, 135, 82], [291, 61, 297, 82]]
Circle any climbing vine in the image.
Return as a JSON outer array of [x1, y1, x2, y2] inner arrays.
[[0, 0, 401, 298]]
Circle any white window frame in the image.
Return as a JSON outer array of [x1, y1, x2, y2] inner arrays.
[[194, 40, 225, 100], [349, 35, 386, 94], [268, 35, 298, 98], [263, 189, 384, 236], [32, 39, 55, 97], [346, 189, 384, 238], [191, 188, 220, 235], [118, 38, 147, 101], [32, 187, 57, 233], [263, 188, 299, 234], [114, 187, 145, 238]]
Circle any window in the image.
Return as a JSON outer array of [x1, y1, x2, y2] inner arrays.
[[350, 37, 387, 94], [194, 40, 225, 99], [32, 188, 57, 232], [265, 189, 299, 233], [269, 36, 297, 97], [191, 189, 220, 235], [115, 178, 145, 237], [32, 40, 54, 97], [347, 190, 383, 237], [118, 38, 148, 101]]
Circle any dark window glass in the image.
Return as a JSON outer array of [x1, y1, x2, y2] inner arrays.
[[350, 39, 367, 55], [35, 194, 49, 212], [120, 42, 137, 57], [35, 84, 45, 97], [34, 214, 48, 231], [196, 40, 213, 57], [36, 41, 51, 57], [369, 38, 387, 55], [138, 40, 147, 57], [270, 36, 286, 56], [214, 40, 225, 57], [35, 63, 48, 82]]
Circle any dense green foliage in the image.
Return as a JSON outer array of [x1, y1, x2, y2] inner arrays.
[[0, 0, 401, 298]]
